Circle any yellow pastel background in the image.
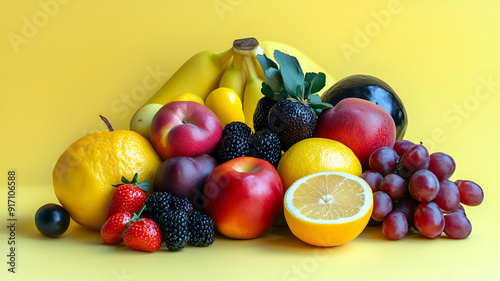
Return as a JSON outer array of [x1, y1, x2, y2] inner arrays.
[[1, 0, 499, 280]]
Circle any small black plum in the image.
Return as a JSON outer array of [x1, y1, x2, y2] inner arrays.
[[35, 203, 70, 238]]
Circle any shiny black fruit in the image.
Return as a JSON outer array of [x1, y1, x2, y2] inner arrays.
[[35, 203, 70, 238], [321, 74, 408, 140]]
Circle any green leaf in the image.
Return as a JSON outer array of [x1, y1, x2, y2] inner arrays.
[[310, 102, 333, 110], [304, 72, 317, 88], [308, 94, 323, 105], [274, 50, 304, 97], [264, 68, 283, 92], [316, 102, 334, 109], [309, 72, 326, 95], [256, 54, 278, 72], [304, 72, 317, 97], [296, 84, 304, 99], [260, 82, 275, 97], [273, 92, 286, 101], [308, 94, 333, 116]]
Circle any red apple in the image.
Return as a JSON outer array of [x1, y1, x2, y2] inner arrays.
[[154, 154, 217, 209], [150, 101, 222, 160], [314, 98, 396, 169], [203, 157, 283, 239]]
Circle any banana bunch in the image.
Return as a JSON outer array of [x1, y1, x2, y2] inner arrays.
[[130, 37, 336, 139]]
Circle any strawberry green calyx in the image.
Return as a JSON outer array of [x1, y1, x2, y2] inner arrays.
[[120, 205, 147, 239], [256, 50, 333, 116], [112, 173, 150, 193]]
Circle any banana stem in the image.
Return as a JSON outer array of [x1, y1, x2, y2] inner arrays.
[[231, 54, 246, 76], [243, 55, 258, 82], [232, 37, 264, 57], [233, 37, 259, 50], [213, 47, 234, 66]]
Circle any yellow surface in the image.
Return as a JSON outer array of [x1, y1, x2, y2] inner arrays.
[[0, 0, 499, 280]]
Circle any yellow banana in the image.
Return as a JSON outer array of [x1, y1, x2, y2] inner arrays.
[[259, 40, 337, 96], [145, 48, 233, 105], [130, 48, 233, 137], [242, 55, 265, 132], [218, 53, 247, 100]]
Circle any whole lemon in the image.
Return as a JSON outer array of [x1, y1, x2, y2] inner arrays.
[[53, 117, 161, 231], [171, 92, 205, 105], [205, 87, 245, 126], [277, 138, 362, 192]]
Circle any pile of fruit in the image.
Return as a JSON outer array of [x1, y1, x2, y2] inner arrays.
[[36, 37, 484, 251]]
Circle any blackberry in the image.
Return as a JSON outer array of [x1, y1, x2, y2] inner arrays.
[[217, 134, 250, 164], [253, 96, 277, 132], [222, 121, 251, 138], [170, 196, 194, 213], [159, 211, 190, 251], [268, 100, 316, 152], [144, 192, 193, 224], [249, 130, 282, 167], [188, 212, 215, 247]]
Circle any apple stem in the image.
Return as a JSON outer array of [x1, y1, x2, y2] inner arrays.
[[99, 115, 114, 132]]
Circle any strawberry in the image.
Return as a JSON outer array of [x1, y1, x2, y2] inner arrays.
[[107, 173, 150, 218], [123, 217, 162, 252], [100, 212, 133, 245]]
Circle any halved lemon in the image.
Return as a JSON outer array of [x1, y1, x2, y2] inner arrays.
[[284, 171, 373, 247]]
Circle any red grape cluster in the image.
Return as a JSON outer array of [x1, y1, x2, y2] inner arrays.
[[362, 140, 484, 240]]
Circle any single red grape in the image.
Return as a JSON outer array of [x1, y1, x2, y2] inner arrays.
[[408, 169, 440, 202], [361, 170, 383, 193], [369, 147, 399, 176], [379, 173, 407, 201], [455, 180, 484, 206], [444, 211, 472, 239], [382, 210, 409, 240], [393, 140, 415, 158], [428, 152, 456, 181], [372, 191, 393, 222], [398, 144, 430, 178], [433, 180, 460, 213], [414, 202, 445, 238], [394, 196, 418, 225], [456, 204, 466, 215]]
